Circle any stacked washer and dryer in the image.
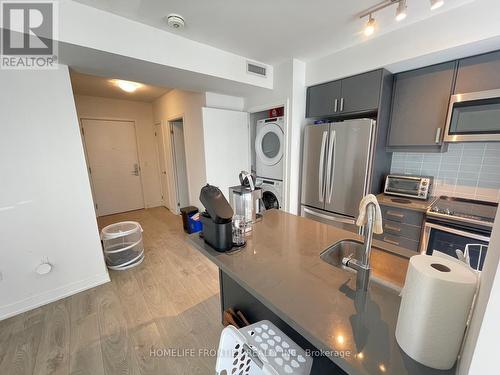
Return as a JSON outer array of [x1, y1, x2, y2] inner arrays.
[[254, 116, 284, 210]]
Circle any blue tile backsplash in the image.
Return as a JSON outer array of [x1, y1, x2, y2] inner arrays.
[[391, 143, 500, 202]]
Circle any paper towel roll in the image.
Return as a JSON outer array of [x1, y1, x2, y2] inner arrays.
[[395, 254, 478, 370]]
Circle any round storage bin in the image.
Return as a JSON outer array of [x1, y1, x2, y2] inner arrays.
[[101, 221, 144, 270]]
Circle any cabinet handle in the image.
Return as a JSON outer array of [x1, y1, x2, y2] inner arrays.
[[384, 224, 401, 232], [340, 97, 344, 112], [384, 237, 400, 246], [334, 99, 338, 112], [386, 210, 404, 219], [435, 128, 442, 144]]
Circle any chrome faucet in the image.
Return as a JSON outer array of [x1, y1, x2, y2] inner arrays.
[[341, 203, 376, 291]]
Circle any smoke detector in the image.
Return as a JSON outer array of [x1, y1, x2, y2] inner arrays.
[[165, 14, 185, 30]]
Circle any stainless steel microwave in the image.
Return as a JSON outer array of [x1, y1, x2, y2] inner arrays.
[[444, 89, 500, 142], [384, 175, 433, 200]]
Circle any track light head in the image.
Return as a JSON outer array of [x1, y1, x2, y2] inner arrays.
[[364, 14, 376, 36], [396, 0, 407, 21], [430, 0, 444, 10]]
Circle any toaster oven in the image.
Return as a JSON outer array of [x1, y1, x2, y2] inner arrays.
[[384, 175, 433, 200]]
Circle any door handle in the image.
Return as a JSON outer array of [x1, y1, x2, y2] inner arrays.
[[435, 128, 442, 144], [318, 131, 328, 202], [386, 210, 404, 219], [326, 130, 336, 203], [384, 223, 401, 233], [383, 237, 400, 246], [132, 163, 140, 176], [340, 97, 344, 112], [303, 207, 355, 224], [334, 99, 338, 112]]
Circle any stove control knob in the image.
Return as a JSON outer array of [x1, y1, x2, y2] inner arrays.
[[444, 208, 452, 215], [432, 206, 440, 213]]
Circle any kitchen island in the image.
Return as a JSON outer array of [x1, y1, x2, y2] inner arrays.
[[187, 209, 453, 375]]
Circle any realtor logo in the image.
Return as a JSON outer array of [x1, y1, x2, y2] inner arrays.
[[1, 1, 58, 69]]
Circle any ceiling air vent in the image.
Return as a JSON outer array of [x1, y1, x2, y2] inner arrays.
[[247, 62, 267, 77]]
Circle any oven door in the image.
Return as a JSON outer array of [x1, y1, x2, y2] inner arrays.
[[421, 222, 490, 271]]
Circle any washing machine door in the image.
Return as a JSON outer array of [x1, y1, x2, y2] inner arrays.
[[255, 123, 284, 166], [262, 190, 280, 210]]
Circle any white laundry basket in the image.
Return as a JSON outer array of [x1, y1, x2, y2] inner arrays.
[[101, 221, 144, 270], [216, 320, 313, 375]]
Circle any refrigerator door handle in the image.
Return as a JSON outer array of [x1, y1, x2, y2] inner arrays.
[[303, 207, 355, 224], [318, 131, 328, 202], [326, 130, 336, 203]]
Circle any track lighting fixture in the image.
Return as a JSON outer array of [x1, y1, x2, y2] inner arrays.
[[395, 0, 407, 21], [430, 0, 444, 10], [364, 14, 376, 36], [360, 0, 446, 36]]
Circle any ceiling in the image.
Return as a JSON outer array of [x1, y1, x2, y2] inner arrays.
[[70, 70, 170, 102], [72, 0, 473, 65]]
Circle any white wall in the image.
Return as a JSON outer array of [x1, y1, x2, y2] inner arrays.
[[306, 0, 500, 85], [0, 66, 109, 320], [245, 59, 307, 215], [205, 92, 245, 111], [153, 90, 207, 209], [202, 107, 250, 198], [459, 208, 500, 374], [57, 0, 273, 90], [287, 60, 307, 215], [74, 95, 162, 208]]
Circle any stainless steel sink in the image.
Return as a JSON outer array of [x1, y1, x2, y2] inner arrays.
[[320, 239, 402, 293], [320, 239, 364, 268]]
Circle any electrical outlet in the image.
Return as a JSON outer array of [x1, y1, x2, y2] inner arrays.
[[0, 271, 3, 281]]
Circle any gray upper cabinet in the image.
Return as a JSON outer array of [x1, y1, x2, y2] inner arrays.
[[387, 61, 457, 152], [341, 70, 382, 113], [306, 69, 383, 118], [306, 81, 341, 118], [454, 51, 500, 94]]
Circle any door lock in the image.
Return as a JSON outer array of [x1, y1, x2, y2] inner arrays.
[[132, 163, 140, 176]]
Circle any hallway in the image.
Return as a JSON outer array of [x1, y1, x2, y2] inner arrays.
[[0, 207, 222, 375]]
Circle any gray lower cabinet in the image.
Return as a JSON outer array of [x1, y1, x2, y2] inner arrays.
[[387, 61, 457, 152], [455, 50, 500, 94], [374, 204, 424, 256], [306, 80, 341, 117]]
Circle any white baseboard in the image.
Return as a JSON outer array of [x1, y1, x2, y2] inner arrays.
[[145, 201, 164, 209], [0, 272, 110, 321]]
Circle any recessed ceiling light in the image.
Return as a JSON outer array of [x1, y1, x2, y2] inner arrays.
[[113, 79, 142, 93], [165, 14, 185, 29], [396, 0, 407, 21], [364, 15, 376, 36], [430, 0, 444, 10]]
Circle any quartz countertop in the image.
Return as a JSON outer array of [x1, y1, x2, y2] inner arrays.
[[376, 193, 437, 212], [187, 209, 454, 375]]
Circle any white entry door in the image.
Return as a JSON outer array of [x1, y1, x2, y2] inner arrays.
[[81, 119, 144, 216], [202, 108, 250, 198]]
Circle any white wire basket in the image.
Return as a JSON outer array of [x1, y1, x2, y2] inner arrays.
[[101, 221, 144, 271], [216, 320, 313, 375], [464, 243, 488, 272]]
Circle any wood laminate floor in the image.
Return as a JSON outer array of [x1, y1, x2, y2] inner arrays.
[[0, 207, 222, 375]]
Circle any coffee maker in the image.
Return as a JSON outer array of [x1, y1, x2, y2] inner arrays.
[[199, 184, 234, 252], [229, 171, 263, 226]]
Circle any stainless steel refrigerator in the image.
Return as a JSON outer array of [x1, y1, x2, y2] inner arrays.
[[300, 119, 376, 232]]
